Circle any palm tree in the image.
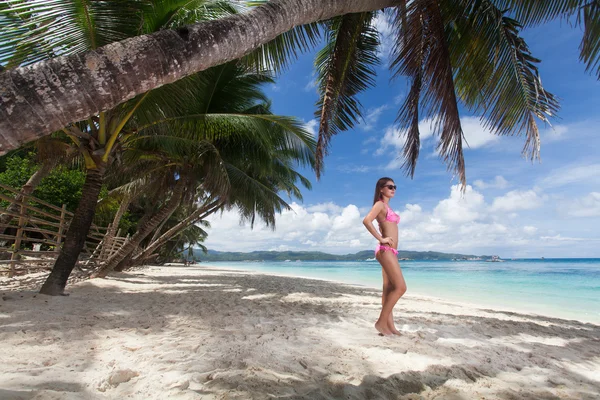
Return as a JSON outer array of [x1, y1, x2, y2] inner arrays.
[[0, 0, 243, 295], [93, 61, 315, 277], [1, 0, 597, 168]]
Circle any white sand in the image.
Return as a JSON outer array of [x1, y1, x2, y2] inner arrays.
[[1, 265, 599, 399]]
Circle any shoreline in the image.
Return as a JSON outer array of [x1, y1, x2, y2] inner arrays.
[[199, 262, 600, 325], [1, 264, 599, 399]]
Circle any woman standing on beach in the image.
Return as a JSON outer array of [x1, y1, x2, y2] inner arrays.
[[363, 177, 407, 336]]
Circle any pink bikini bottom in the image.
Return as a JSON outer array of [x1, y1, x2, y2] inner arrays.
[[375, 244, 398, 256]]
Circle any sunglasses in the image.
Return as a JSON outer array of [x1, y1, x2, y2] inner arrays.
[[383, 184, 397, 190]]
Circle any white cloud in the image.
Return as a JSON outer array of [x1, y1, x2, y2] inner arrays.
[[377, 116, 495, 166], [565, 192, 600, 217], [540, 235, 600, 242], [491, 190, 544, 212], [461, 116, 499, 149], [474, 176, 509, 190], [303, 119, 318, 138], [539, 163, 600, 188], [433, 185, 485, 223], [361, 105, 389, 131], [372, 12, 394, 63], [337, 165, 373, 173], [203, 185, 559, 256], [303, 72, 318, 92], [543, 124, 569, 142]]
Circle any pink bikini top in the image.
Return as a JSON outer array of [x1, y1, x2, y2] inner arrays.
[[380, 201, 400, 224]]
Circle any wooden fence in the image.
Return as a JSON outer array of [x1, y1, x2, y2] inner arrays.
[[0, 182, 125, 277]]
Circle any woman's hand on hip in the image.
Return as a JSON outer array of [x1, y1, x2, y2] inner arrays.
[[380, 237, 394, 246]]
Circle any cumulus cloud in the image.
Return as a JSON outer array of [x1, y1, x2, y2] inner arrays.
[[377, 116, 496, 168], [491, 190, 544, 212], [433, 185, 485, 223], [203, 185, 551, 256], [460, 116, 498, 149]]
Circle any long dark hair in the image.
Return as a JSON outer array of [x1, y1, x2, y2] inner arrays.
[[373, 177, 394, 204]]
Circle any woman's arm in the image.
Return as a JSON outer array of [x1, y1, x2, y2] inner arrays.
[[362, 203, 394, 246]]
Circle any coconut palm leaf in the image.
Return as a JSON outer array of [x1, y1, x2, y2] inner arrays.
[[580, 1, 600, 77], [448, 0, 560, 160], [143, 0, 240, 33], [242, 0, 321, 73], [493, 0, 587, 25], [493, 0, 600, 78], [391, 0, 466, 185], [313, 12, 380, 177], [389, 2, 424, 177], [0, 0, 146, 66]]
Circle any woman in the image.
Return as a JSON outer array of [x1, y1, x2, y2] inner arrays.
[[363, 177, 407, 336]]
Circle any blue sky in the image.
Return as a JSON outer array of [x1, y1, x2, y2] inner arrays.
[[205, 15, 600, 258]]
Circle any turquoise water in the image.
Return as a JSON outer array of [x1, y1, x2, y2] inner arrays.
[[206, 259, 600, 324]]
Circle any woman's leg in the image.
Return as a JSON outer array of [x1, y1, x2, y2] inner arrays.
[[382, 268, 401, 335], [375, 250, 407, 336]]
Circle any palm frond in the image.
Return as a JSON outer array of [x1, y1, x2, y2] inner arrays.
[[314, 12, 380, 178], [0, 0, 146, 67], [390, 2, 424, 177], [242, 1, 321, 73], [493, 0, 599, 78], [580, 1, 600, 78], [143, 0, 240, 33], [391, 0, 466, 186], [223, 162, 291, 229], [448, 1, 559, 160], [492, 0, 586, 26]]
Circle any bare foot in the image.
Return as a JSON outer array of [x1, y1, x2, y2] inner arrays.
[[375, 320, 393, 336], [388, 315, 401, 335]]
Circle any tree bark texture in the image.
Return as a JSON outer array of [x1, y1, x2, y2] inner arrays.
[[0, 161, 56, 234], [94, 180, 186, 277], [39, 166, 105, 295], [0, 0, 397, 154]]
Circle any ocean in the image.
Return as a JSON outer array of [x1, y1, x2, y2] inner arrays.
[[205, 258, 600, 324]]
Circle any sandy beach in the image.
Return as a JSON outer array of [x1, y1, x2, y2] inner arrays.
[[1, 265, 599, 399]]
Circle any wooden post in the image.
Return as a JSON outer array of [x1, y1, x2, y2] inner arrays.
[[99, 223, 113, 261], [107, 228, 122, 259], [56, 204, 67, 247], [9, 201, 28, 277]]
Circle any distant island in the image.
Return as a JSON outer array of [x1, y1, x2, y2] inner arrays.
[[193, 249, 493, 262]]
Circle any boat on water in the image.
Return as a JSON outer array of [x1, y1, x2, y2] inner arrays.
[[486, 255, 505, 262]]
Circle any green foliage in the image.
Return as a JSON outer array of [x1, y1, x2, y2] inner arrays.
[[0, 154, 37, 191], [0, 154, 85, 212], [33, 166, 86, 212]]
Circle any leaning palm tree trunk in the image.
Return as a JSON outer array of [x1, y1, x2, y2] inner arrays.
[[93, 181, 185, 278], [148, 206, 178, 245], [0, 0, 396, 150], [0, 161, 56, 233], [129, 199, 222, 268], [39, 166, 105, 295]]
